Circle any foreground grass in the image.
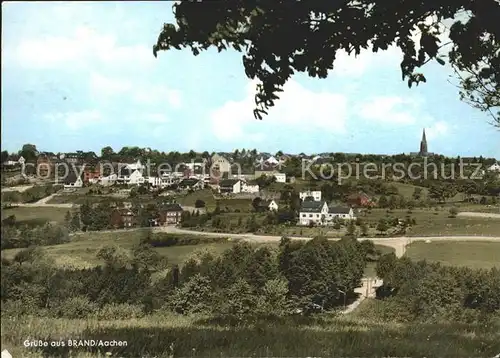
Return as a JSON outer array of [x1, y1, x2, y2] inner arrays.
[[405, 241, 500, 270], [2, 300, 499, 358], [1, 206, 74, 226]]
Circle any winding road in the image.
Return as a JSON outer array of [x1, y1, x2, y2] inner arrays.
[[155, 226, 500, 258], [457, 211, 500, 219]]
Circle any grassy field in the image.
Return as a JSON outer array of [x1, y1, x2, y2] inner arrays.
[[405, 241, 500, 270], [1, 206, 74, 226], [177, 189, 216, 210], [2, 299, 499, 358], [0, 229, 237, 268], [218, 198, 254, 212], [0, 228, 392, 278], [390, 182, 429, 199]]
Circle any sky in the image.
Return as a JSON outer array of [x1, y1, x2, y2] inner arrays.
[[1, 1, 499, 158]]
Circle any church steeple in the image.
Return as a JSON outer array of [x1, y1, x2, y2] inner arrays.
[[419, 128, 428, 156]]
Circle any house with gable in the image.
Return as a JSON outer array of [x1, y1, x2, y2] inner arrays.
[[327, 206, 356, 221], [346, 192, 374, 208], [258, 199, 279, 211], [299, 190, 322, 202], [158, 203, 184, 225], [110, 209, 136, 228], [299, 200, 355, 226], [211, 153, 232, 173], [219, 179, 242, 194], [178, 178, 205, 191], [63, 171, 84, 189], [298, 200, 329, 226], [117, 160, 145, 185], [487, 162, 500, 172]]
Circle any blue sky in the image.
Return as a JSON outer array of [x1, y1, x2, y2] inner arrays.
[[2, 1, 499, 158]]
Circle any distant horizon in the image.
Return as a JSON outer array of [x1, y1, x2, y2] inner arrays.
[[3, 145, 499, 161]]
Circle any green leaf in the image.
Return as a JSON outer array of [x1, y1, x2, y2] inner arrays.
[[436, 58, 445, 65]]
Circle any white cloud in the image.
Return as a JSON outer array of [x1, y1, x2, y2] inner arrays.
[[133, 86, 183, 109], [11, 26, 154, 70], [90, 73, 132, 96], [425, 121, 450, 140], [359, 96, 419, 125], [210, 80, 348, 142], [89, 73, 183, 109], [142, 113, 170, 124], [44, 110, 103, 130]]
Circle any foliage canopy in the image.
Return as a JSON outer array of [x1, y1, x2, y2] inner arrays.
[[154, 0, 500, 125]]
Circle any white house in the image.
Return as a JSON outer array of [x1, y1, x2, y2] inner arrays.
[[298, 201, 329, 226], [128, 170, 145, 185], [487, 163, 500, 172], [211, 154, 232, 173], [241, 182, 260, 193], [273, 173, 286, 183], [126, 159, 144, 171], [100, 173, 117, 186], [178, 178, 204, 190], [64, 173, 84, 189], [327, 206, 356, 221], [300, 190, 322, 202], [267, 199, 279, 211], [147, 175, 175, 188], [298, 201, 355, 226], [219, 179, 241, 194]]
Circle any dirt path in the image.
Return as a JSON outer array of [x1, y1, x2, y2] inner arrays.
[[158, 227, 500, 258], [69, 226, 500, 259], [9, 193, 78, 209], [1, 185, 34, 193], [457, 211, 500, 219], [341, 278, 383, 314]]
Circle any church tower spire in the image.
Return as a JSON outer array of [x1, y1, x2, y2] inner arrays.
[[419, 128, 428, 156]]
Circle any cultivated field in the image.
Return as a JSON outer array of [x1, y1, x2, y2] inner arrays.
[[1, 299, 498, 358]]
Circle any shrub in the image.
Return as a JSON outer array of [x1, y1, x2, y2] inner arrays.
[[2, 298, 43, 317], [215, 278, 257, 318], [256, 278, 291, 317], [51, 296, 98, 319], [168, 274, 213, 314], [194, 199, 206, 208], [449, 207, 459, 218]]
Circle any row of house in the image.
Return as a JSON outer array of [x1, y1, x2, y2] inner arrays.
[[109, 203, 184, 228]]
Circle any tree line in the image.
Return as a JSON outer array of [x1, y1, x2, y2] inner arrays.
[[1, 235, 377, 320]]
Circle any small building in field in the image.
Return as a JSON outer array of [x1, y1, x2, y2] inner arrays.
[[109, 209, 136, 228], [178, 178, 204, 190], [63, 172, 84, 189], [327, 206, 356, 221], [298, 200, 329, 226], [299, 190, 322, 202], [259, 199, 279, 211], [346, 192, 374, 208], [158, 203, 184, 225], [219, 179, 241, 194]]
